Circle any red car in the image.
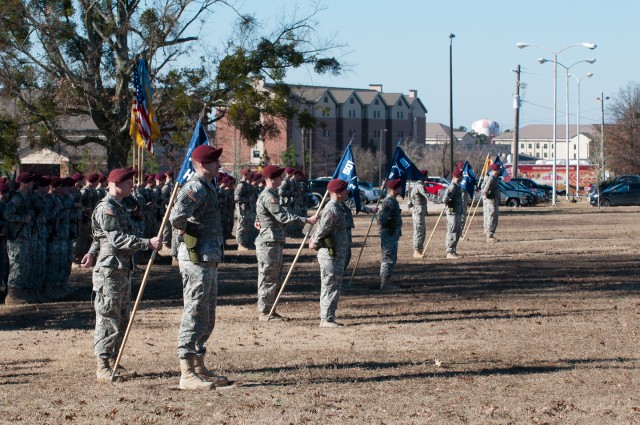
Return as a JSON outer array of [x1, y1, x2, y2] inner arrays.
[[424, 181, 446, 202]]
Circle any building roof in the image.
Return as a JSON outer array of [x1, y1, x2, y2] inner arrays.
[[354, 90, 387, 106], [494, 124, 596, 140]]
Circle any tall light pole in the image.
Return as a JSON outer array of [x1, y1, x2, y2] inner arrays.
[[379, 128, 387, 186], [449, 33, 455, 176], [517, 41, 597, 206], [596, 94, 610, 209], [538, 58, 595, 199], [569, 72, 593, 197]]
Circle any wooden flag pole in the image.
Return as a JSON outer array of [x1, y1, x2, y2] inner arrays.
[[461, 154, 491, 240], [420, 207, 445, 258]]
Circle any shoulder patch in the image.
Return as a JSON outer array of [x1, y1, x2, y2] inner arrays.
[[270, 198, 279, 204], [187, 190, 197, 202], [104, 207, 116, 217]]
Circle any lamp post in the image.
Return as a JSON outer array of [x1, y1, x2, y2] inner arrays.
[[517, 41, 597, 206], [538, 58, 595, 199], [596, 94, 610, 209], [379, 128, 387, 186], [449, 33, 455, 176], [569, 72, 593, 197]]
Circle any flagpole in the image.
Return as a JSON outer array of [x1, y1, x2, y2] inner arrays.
[[420, 207, 445, 258], [461, 154, 490, 239], [461, 154, 491, 240]]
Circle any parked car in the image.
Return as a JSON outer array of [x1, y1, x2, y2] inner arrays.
[[509, 177, 553, 200], [358, 181, 382, 203], [306, 178, 364, 209], [423, 181, 447, 203], [427, 176, 450, 187], [509, 180, 543, 204], [498, 181, 535, 207], [589, 182, 640, 206]]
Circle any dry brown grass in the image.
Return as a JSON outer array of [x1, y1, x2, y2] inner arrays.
[[1, 201, 639, 424]]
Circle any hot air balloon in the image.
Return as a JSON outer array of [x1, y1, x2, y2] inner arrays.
[[471, 119, 500, 142]]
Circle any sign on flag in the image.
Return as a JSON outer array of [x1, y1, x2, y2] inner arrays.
[[332, 143, 362, 212], [387, 147, 424, 197], [129, 58, 161, 154], [177, 120, 209, 185], [460, 160, 477, 197]]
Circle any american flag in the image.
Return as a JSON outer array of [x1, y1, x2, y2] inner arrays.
[[130, 59, 158, 154]]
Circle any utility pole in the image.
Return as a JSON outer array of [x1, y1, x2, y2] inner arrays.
[[512, 65, 521, 178], [449, 33, 455, 176]]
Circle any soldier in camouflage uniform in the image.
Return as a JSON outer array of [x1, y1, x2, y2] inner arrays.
[[255, 165, 317, 321], [81, 168, 160, 382], [444, 168, 464, 259], [60, 178, 79, 292], [482, 163, 501, 243], [161, 171, 174, 250], [309, 179, 349, 327], [338, 194, 377, 278], [409, 170, 429, 258], [0, 180, 10, 295], [169, 145, 231, 391], [28, 176, 52, 301], [234, 168, 256, 250], [218, 175, 235, 246], [3, 172, 36, 304], [377, 179, 403, 290], [77, 173, 100, 264], [278, 167, 303, 237], [143, 176, 158, 238], [43, 177, 66, 300]]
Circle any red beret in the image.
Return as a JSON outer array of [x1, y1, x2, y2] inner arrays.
[[85, 172, 99, 183], [192, 145, 222, 164], [262, 165, 285, 180], [62, 177, 76, 187], [71, 172, 84, 182], [284, 166, 295, 175], [227, 177, 236, 185], [219, 175, 229, 184], [457, 162, 465, 170], [327, 179, 348, 193], [452, 168, 463, 178], [251, 172, 263, 182], [490, 163, 501, 172], [165, 171, 174, 178], [240, 167, 252, 176], [155, 173, 166, 181], [98, 173, 107, 183], [0, 181, 9, 193], [38, 176, 51, 186], [387, 178, 402, 190], [17, 172, 34, 184], [50, 176, 62, 187], [420, 169, 428, 176], [108, 168, 136, 184]]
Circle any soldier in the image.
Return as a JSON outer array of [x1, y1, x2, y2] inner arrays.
[[444, 167, 464, 259], [309, 179, 349, 327], [377, 178, 403, 290], [255, 165, 317, 321], [60, 177, 79, 292], [338, 193, 377, 277], [96, 173, 108, 200], [482, 163, 501, 243], [142, 175, 158, 238], [0, 181, 10, 295], [3, 172, 36, 304], [43, 177, 67, 300], [81, 168, 160, 382], [70, 172, 85, 264], [29, 175, 52, 301], [219, 175, 235, 246], [235, 168, 256, 251], [161, 171, 174, 251], [77, 172, 100, 266], [409, 169, 429, 258], [169, 145, 231, 391]]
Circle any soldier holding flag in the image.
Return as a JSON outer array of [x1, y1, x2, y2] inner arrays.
[[482, 162, 501, 242], [409, 169, 430, 258]]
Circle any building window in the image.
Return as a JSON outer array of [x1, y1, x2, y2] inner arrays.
[[397, 130, 404, 137], [322, 109, 330, 117], [520, 143, 524, 149], [544, 153, 548, 158], [544, 144, 548, 149], [373, 130, 379, 137], [349, 98, 354, 104], [397, 111, 404, 119], [252, 150, 260, 158], [323, 129, 330, 137], [398, 101, 402, 106], [324, 96, 328, 103], [574, 154, 577, 159], [374, 99, 379, 105], [536, 143, 540, 148], [528, 143, 532, 149], [573, 144, 577, 150]]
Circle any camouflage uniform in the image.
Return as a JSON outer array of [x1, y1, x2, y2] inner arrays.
[[77, 186, 97, 262], [338, 201, 375, 274], [481, 174, 500, 238], [255, 187, 306, 314], [143, 185, 159, 238], [218, 187, 234, 243], [3, 190, 34, 291], [377, 195, 402, 279], [279, 177, 303, 237], [0, 197, 8, 289], [234, 180, 257, 248], [61, 192, 77, 287], [312, 199, 348, 321], [44, 192, 66, 294], [89, 193, 152, 359], [169, 174, 223, 358], [409, 182, 429, 252], [444, 181, 463, 254], [29, 191, 49, 291], [161, 182, 173, 246]]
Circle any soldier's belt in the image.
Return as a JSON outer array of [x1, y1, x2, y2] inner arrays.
[[183, 232, 199, 264]]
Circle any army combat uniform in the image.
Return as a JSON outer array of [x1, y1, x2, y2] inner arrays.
[[409, 182, 429, 253], [3, 190, 34, 298], [255, 187, 306, 315], [444, 181, 463, 255], [481, 173, 500, 240], [377, 194, 402, 281], [235, 179, 257, 249]]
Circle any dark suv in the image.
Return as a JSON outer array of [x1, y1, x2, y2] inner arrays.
[[509, 177, 553, 198]]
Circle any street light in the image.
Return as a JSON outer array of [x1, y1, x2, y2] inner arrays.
[[517, 41, 597, 206], [569, 72, 593, 197], [538, 58, 596, 199], [379, 128, 388, 186], [596, 94, 610, 209]]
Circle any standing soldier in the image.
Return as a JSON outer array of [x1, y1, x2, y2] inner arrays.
[[444, 168, 464, 259], [96, 173, 108, 200], [81, 168, 160, 382], [43, 177, 66, 300], [409, 170, 429, 258], [77, 172, 100, 266], [309, 179, 349, 327], [255, 165, 317, 321], [0, 181, 10, 296], [29, 175, 51, 301], [3, 172, 36, 304], [169, 145, 231, 391], [482, 163, 501, 243], [235, 168, 256, 250], [377, 179, 403, 290], [161, 171, 174, 251]]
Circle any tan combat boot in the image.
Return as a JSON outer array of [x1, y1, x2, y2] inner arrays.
[[413, 251, 422, 259], [380, 277, 400, 291], [179, 356, 214, 391], [96, 357, 124, 382], [110, 359, 137, 379], [194, 356, 230, 387], [4, 287, 34, 305]]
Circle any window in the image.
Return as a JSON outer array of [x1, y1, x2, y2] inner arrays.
[[520, 143, 524, 149], [373, 130, 379, 137], [536, 143, 540, 148], [398, 101, 402, 106], [397, 130, 404, 137], [375, 99, 379, 105], [349, 98, 355, 104], [324, 96, 328, 103], [544, 144, 548, 149], [322, 109, 330, 117], [323, 129, 330, 137], [573, 144, 577, 150], [544, 153, 548, 158], [397, 111, 404, 119], [574, 154, 577, 159], [528, 143, 532, 149], [252, 150, 261, 159]]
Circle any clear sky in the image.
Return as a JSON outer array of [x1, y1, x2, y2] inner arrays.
[[205, 0, 640, 132]]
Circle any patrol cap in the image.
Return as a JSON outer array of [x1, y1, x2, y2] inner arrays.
[[86, 172, 99, 183], [70, 172, 85, 182], [192, 145, 222, 164], [240, 167, 252, 176], [262, 165, 285, 180], [490, 163, 501, 172], [16, 172, 34, 184], [452, 168, 463, 178], [327, 178, 348, 193], [155, 173, 166, 181], [387, 178, 402, 190], [284, 166, 295, 175], [108, 168, 136, 184]]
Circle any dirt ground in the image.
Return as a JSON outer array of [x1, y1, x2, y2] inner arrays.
[[1, 199, 639, 424]]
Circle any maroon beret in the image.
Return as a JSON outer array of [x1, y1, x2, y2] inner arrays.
[[227, 177, 236, 185], [219, 175, 229, 184], [327, 179, 348, 193], [98, 173, 107, 183], [16, 172, 34, 184], [70, 172, 84, 182], [0, 181, 9, 193], [38, 176, 51, 186], [457, 162, 465, 170], [62, 177, 76, 187], [251, 172, 263, 182], [155, 173, 166, 181], [387, 178, 402, 190], [452, 168, 463, 178], [284, 166, 295, 175], [108, 168, 136, 184], [192, 145, 222, 164], [420, 169, 428, 176], [262, 165, 285, 180], [50, 176, 62, 187], [86, 172, 99, 183], [490, 163, 501, 172], [240, 167, 252, 176], [165, 171, 174, 178]]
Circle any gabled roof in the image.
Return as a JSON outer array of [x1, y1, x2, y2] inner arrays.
[[404, 95, 428, 113], [354, 90, 387, 106], [328, 88, 361, 105], [288, 85, 336, 104], [380, 93, 410, 108], [426, 122, 453, 139], [494, 124, 596, 140]]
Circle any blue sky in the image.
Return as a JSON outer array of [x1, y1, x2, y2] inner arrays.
[[205, 0, 639, 132]]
